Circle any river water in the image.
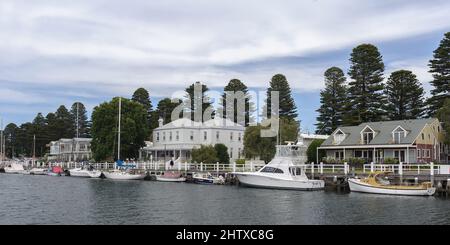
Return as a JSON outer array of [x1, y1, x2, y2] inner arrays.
[[0, 174, 449, 225]]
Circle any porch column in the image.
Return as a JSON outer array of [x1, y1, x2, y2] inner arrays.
[[343, 147, 346, 160], [406, 146, 409, 164], [373, 147, 376, 164]]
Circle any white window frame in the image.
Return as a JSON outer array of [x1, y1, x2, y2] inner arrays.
[[333, 129, 346, 144], [392, 126, 407, 144], [361, 125, 375, 144]]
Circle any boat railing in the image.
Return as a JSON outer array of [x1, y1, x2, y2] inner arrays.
[[363, 163, 443, 176]]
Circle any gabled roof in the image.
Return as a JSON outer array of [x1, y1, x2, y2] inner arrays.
[[321, 118, 438, 146]]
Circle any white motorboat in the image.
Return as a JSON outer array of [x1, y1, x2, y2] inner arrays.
[[193, 172, 224, 185], [234, 143, 325, 191], [29, 168, 47, 175], [348, 172, 436, 196], [69, 166, 102, 178], [4, 163, 26, 174], [103, 169, 146, 180], [156, 171, 186, 182]]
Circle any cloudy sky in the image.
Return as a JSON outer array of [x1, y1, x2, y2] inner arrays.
[[1, 0, 449, 132]]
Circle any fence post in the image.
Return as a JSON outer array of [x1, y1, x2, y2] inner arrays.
[[370, 162, 374, 173], [311, 162, 315, 175], [430, 162, 434, 176], [200, 162, 203, 172], [216, 162, 219, 176], [399, 162, 403, 176], [320, 162, 323, 174], [178, 162, 181, 171], [184, 162, 188, 172], [233, 161, 236, 173], [250, 161, 254, 172], [344, 162, 348, 176]]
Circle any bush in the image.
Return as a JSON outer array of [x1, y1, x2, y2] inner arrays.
[[383, 157, 399, 164], [235, 159, 246, 165], [345, 158, 366, 168], [306, 139, 326, 163], [214, 144, 230, 164]]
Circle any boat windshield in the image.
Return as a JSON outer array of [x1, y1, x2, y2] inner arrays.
[[289, 167, 302, 176], [260, 166, 284, 174]]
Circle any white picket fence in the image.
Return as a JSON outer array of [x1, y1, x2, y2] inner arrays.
[[362, 162, 450, 176]]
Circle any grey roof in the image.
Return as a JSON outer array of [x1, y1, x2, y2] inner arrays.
[[321, 118, 437, 147]]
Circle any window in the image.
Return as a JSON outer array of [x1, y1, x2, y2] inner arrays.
[[230, 132, 233, 141], [354, 151, 363, 158], [417, 149, 421, 158], [392, 126, 407, 144], [230, 148, 233, 158], [260, 166, 284, 174], [334, 130, 346, 144], [169, 132, 172, 141], [163, 132, 166, 141], [204, 131, 207, 140], [156, 133, 160, 142], [335, 151, 344, 160], [238, 148, 241, 159], [176, 131, 179, 141], [216, 131, 220, 140], [238, 133, 242, 142], [190, 131, 194, 141], [422, 133, 425, 140], [361, 126, 375, 144]]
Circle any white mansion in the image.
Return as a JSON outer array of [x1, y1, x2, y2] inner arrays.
[[48, 138, 92, 162], [140, 118, 245, 163]]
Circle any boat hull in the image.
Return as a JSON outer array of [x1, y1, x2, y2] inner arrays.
[[4, 169, 25, 174], [69, 169, 102, 178], [348, 178, 436, 196], [193, 177, 215, 185], [29, 168, 46, 175], [235, 173, 325, 191], [103, 172, 146, 180], [156, 176, 186, 182]]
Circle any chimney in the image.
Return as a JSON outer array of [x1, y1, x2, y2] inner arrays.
[[158, 118, 164, 127]]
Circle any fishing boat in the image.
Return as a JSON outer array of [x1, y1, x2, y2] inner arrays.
[[348, 172, 436, 196], [156, 171, 186, 182], [103, 97, 146, 181], [47, 166, 65, 176], [4, 163, 26, 174], [69, 165, 102, 178], [193, 172, 224, 185], [233, 142, 325, 190]]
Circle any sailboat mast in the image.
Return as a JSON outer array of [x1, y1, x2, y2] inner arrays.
[[0, 117, 3, 162], [117, 97, 121, 161], [33, 134, 36, 167]]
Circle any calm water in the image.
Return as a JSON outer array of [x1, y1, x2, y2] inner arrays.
[[0, 173, 449, 225]]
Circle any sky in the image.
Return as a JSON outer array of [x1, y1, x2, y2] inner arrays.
[[0, 0, 449, 132]]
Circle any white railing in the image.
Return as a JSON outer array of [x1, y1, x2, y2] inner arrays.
[[302, 162, 349, 175], [363, 162, 442, 176], [45, 161, 266, 173]]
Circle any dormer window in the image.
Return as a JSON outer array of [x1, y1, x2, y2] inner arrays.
[[392, 126, 407, 144], [361, 126, 375, 144], [333, 129, 346, 144]]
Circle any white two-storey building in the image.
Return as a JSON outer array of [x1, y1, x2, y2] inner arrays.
[[140, 118, 245, 163], [48, 138, 92, 162]]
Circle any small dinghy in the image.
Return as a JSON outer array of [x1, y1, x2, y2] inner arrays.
[[29, 168, 47, 175], [348, 172, 436, 196], [156, 171, 186, 182], [193, 172, 224, 185], [47, 166, 65, 176]]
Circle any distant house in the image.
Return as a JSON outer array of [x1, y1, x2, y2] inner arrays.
[[140, 118, 245, 162], [48, 138, 92, 162], [318, 118, 448, 164], [298, 133, 329, 148]]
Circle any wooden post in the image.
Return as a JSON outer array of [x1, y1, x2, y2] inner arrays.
[[178, 162, 181, 171], [430, 162, 434, 176], [233, 161, 236, 173], [320, 162, 323, 174], [216, 162, 219, 176], [370, 162, 374, 173], [399, 162, 403, 176], [344, 162, 348, 176], [200, 162, 203, 172], [250, 161, 254, 172]]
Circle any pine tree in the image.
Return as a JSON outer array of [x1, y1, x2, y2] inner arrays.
[[132, 88, 153, 129], [220, 79, 254, 126], [315, 67, 347, 134], [3, 123, 18, 158], [70, 102, 91, 138], [437, 98, 450, 144], [345, 44, 386, 125], [185, 82, 214, 122], [385, 70, 425, 120], [266, 74, 297, 120], [55, 105, 75, 139], [428, 32, 450, 116], [154, 98, 182, 125]]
